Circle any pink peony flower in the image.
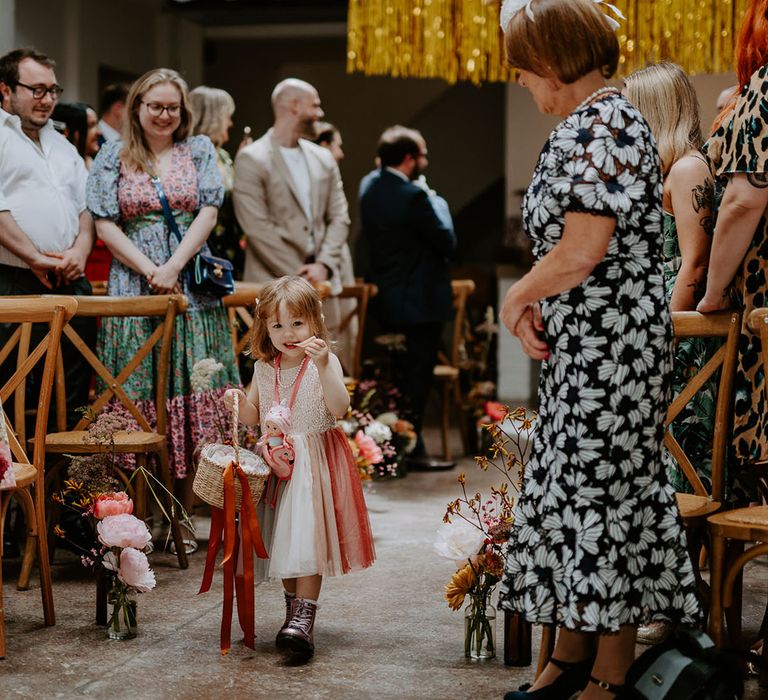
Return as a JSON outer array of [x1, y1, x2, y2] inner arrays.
[[97, 513, 152, 550], [93, 492, 133, 519], [355, 430, 383, 466], [118, 547, 156, 592]]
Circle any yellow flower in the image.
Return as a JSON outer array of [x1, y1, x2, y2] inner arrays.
[[53, 525, 66, 539], [444, 564, 477, 611]]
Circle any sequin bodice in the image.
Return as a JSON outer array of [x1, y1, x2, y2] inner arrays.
[[254, 359, 337, 436]]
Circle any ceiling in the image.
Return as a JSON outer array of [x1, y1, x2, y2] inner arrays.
[[162, 0, 348, 26]]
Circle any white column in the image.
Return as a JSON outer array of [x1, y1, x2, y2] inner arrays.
[[0, 0, 15, 56]]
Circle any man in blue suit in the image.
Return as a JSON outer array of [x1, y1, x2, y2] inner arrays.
[[360, 126, 457, 469]]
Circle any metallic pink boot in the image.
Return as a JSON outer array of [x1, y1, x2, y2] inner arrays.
[[275, 591, 297, 645], [276, 597, 318, 654]]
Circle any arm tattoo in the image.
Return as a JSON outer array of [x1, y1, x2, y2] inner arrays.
[[746, 172, 768, 188], [691, 177, 715, 236]]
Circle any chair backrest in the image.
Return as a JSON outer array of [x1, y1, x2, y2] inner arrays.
[[747, 307, 768, 370], [448, 279, 476, 368], [668, 310, 742, 502], [52, 295, 187, 435], [0, 297, 78, 471], [337, 282, 378, 380], [223, 281, 333, 359]]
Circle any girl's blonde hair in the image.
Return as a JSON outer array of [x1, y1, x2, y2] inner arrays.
[[120, 68, 192, 174], [249, 276, 328, 362], [623, 62, 703, 176], [189, 86, 235, 146]]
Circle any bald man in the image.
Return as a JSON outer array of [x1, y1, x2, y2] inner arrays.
[[233, 78, 350, 295]]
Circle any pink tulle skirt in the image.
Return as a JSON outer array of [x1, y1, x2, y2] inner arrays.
[[257, 427, 375, 580]]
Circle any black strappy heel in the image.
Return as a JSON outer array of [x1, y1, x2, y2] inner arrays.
[[503, 657, 593, 699]]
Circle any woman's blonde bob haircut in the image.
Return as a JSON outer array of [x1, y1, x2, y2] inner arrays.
[[189, 86, 235, 147], [249, 276, 329, 363], [504, 0, 619, 83], [623, 62, 703, 176], [121, 68, 192, 174]]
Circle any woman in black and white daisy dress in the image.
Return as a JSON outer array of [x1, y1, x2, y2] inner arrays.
[[498, 1, 703, 698]]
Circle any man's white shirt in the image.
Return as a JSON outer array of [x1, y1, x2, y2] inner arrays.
[[97, 119, 120, 143], [0, 108, 88, 269]]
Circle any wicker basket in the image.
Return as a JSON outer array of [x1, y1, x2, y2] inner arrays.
[[192, 394, 270, 511]]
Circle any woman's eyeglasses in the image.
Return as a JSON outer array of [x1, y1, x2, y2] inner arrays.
[[141, 102, 182, 117], [14, 81, 63, 100]]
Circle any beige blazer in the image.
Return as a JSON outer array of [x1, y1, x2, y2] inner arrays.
[[233, 128, 350, 292]]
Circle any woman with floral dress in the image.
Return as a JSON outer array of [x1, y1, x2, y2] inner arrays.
[[497, 1, 702, 698], [86, 68, 240, 522]]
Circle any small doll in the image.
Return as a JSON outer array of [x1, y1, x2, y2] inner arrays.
[[258, 403, 295, 480]]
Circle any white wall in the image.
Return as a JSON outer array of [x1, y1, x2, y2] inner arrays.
[[8, 0, 203, 106]]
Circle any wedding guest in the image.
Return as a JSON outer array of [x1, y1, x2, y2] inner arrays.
[[0, 48, 95, 427], [52, 101, 111, 281], [697, 0, 768, 503], [86, 68, 240, 530], [313, 121, 357, 373], [623, 61, 717, 647], [497, 1, 702, 697], [97, 82, 128, 144], [190, 85, 251, 278], [52, 101, 100, 168]]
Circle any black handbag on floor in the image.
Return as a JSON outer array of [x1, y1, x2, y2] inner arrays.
[[152, 176, 234, 297], [625, 628, 743, 699]]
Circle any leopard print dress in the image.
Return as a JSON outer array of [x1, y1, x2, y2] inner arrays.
[[705, 63, 768, 501]]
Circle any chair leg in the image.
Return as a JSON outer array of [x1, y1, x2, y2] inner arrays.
[[33, 483, 55, 626], [0, 492, 7, 659], [453, 380, 469, 458], [709, 531, 726, 647], [15, 488, 37, 591], [158, 449, 188, 570], [536, 624, 556, 679], [441, 381, 452, 462], [134, 454, 148, 521], [724, 541, 744, 649]]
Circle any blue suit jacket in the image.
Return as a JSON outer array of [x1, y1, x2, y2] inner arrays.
[[359, 169, 456, 325]]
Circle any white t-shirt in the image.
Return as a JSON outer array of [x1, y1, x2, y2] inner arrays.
[[279, 145, 314, 255], [0, 109, 88, 269]]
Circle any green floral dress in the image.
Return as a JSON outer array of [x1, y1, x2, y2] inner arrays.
[[86, 136, 241, 478], [661, 211, 720, 494]]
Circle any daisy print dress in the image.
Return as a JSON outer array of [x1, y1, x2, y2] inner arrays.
[[498, 89, 702, 632]]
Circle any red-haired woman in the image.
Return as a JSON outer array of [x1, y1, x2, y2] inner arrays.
[[698, 0, 768, 503]]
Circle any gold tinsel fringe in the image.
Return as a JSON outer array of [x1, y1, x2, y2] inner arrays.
[[346, 0, 748, 85]]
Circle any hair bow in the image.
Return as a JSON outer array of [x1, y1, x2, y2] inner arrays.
[[500, 0, 625, 31]]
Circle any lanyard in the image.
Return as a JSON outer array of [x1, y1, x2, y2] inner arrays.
[[272, 353, 310, 408]]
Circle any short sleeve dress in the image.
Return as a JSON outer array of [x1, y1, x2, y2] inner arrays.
[[86, 135, 241, 478], [498, 88, 702, 632], [704, 64, 768, 501], [252, 357, 376, 580]]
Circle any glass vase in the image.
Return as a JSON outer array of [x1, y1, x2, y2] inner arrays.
[[464, 590, 496, 659], [106, 582, 137, 640]]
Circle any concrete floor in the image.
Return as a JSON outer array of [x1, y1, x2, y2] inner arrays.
[[2, 432, 768, 699]]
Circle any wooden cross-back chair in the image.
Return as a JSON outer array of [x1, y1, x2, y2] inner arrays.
[[41, 294, 189, 569], [433, 279, 475, 461], [535, 309, 741, 678], [0, 296, 77, 659], [709, 307, 768, 683], [337, 282, 377, 380]]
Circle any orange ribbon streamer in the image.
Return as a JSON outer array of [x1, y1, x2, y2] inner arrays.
[[198, 461, 269, 655]]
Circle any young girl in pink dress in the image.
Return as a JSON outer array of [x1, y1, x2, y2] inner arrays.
[[224, 276, 375, 655]]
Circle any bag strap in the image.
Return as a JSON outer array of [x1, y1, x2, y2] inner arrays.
[[151, 176, 183, 246], [272, 353, 310, 409]]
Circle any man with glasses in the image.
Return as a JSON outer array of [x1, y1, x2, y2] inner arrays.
[[0, 48, 96, 427], [359, 125, 457, 470]]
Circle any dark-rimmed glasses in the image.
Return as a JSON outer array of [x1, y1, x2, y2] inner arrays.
[[14, 81, 63, 100], [141, 102, 182, 117]]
